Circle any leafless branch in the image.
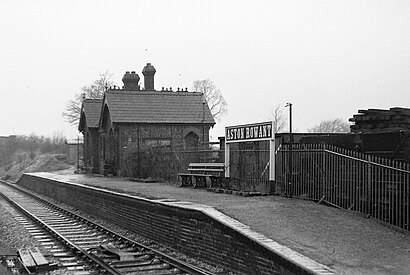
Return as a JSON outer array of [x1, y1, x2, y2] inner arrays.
[[307, 118, 350, 133], [271, 105, 287, 133], [62, 71, 115, 126], [193, 78, 228, 121]]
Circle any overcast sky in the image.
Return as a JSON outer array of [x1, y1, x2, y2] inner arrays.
[[1, 0, 410, 141]]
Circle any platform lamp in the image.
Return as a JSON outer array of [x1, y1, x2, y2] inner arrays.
[[77, 136, 80, 171], [285, 102, 293, 198]]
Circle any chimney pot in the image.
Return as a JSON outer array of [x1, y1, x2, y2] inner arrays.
[[142, 63, 156, 91], [122, 70, 140, 91]]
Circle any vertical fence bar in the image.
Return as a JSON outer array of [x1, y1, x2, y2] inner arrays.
[[362, 155, 366, 213], [321, 144, 325, 199], [358, 153, 362, 213], [313, 144, 316, 199], [407, 162, 410, 231], [343, 149, 348, 209], [374, 156, 379, 220], [334, 145, 337, 205], [395, 163, 403, 226], [332, 146, 336, 205], [367, 155, 371, 215], [328, 145, 332, 203], [347, 148, 351, 209], [382, 158, 385, 222], [379, 157, 383, 222], [335, 146, 339, 206], [395, 162, 398, 227], [304, 144, 308, 197], [375, 156, 378, 220], [358, 152, 361, 213], [394, 160, 397, 226], [388, 159, 392, 224], [353, 150, 356, 212], [302, 144, 305, 197], [310, 144, 313, 198], [398, 162, 402, 228]]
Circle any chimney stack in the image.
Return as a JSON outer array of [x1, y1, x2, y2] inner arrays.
[[142, 63, 156, 91], [122, 71, 140, 91]]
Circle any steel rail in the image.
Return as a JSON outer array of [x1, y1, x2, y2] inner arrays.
[[0, 185, 121, 275], [0, 180, 216, 275]]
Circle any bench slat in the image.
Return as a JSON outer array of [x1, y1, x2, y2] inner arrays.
[[188, 168, 223, 173], [189, 163, 225, 168]]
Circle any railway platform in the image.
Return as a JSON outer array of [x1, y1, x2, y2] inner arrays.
[[22, 170, 410, 274]]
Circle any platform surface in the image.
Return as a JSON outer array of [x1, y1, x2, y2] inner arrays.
[[33, 170, 410, 275]]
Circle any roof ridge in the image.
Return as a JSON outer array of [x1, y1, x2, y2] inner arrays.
[[84, 99, 103, 102], [107, 90, 203, 96]]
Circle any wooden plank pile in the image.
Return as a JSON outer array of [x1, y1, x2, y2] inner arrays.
[[349, 107, 410, 133]]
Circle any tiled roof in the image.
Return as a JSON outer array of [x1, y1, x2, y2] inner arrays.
[[81, 99, 102, 128], [104, 90, 215, 124]]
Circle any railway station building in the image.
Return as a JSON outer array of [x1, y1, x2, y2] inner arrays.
[[79, 63, 215, 178]]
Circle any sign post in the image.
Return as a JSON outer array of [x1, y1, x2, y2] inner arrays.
[[225, 121, 275, 186]]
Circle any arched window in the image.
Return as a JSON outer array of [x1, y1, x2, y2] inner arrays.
[[185, 131, 199, 149]]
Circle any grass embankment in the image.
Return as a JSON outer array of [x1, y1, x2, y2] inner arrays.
[[0, 152, 73, 181]]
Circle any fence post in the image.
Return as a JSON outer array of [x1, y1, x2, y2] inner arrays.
[[322, 144, 326, 199], [225, 142, 230, 178], [269, 136, 275, 194], [367, 155, 372, 216]]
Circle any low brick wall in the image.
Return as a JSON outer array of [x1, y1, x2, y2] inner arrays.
[[17, 174, 332, 275]]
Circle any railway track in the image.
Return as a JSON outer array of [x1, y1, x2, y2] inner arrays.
[[0, 180, 216, 275]]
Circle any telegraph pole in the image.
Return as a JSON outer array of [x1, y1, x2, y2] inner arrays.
[[202, 101, 206, 162]]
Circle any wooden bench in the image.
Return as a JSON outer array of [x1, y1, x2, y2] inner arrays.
[[178, 163, 225, 188]]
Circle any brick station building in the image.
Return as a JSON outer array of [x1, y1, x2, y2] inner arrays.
[[79, 63, 215, 178], [79, 99, 102, 173]]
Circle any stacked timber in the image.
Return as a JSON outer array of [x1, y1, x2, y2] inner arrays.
[[349, 107, 410, 133]]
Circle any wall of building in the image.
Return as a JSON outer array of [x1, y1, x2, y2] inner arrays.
[[114, 123, 211, 179], [17, 174, 330, 275], [83, 128, 100, 173]]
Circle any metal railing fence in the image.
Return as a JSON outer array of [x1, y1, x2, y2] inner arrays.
[[228, 141, 271, 192], [276, 144, 410, 231]]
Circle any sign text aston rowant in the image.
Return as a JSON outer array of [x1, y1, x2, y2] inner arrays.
[[225, 121, 273, 143]]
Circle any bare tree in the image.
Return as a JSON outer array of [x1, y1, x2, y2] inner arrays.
[[51, 131, 66, 145], [308, 118, 351, 133], [193, 79, 227, 121], [271, 104, 287, 133], [62, 71, 115, 125]]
